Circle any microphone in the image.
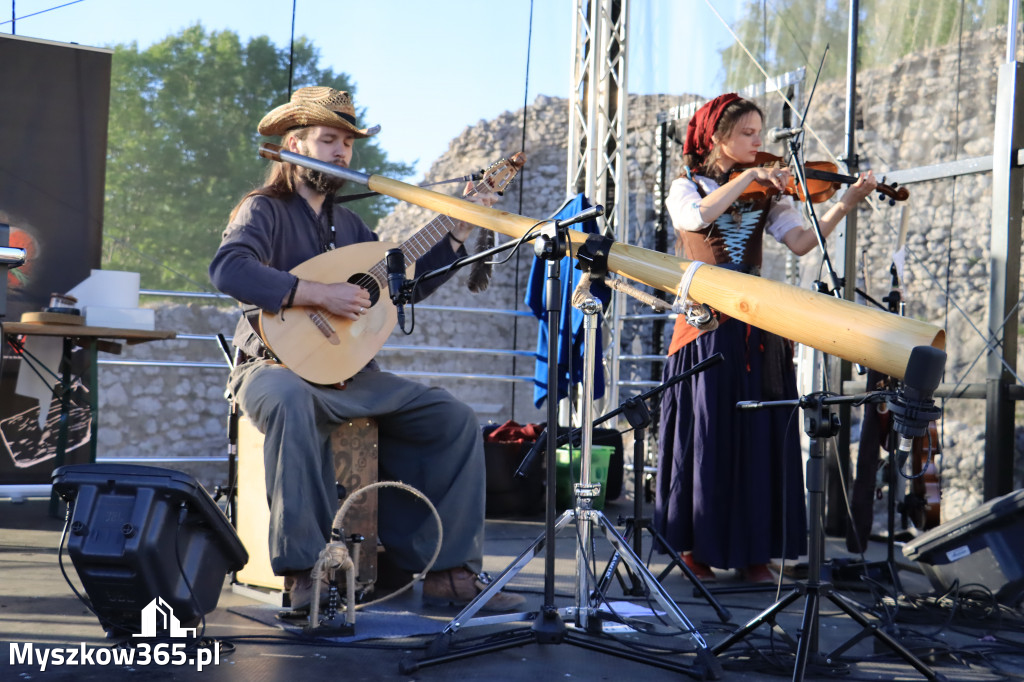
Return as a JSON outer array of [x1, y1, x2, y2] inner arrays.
[[385, 248, 407, 327], [766, 126, 803, 143], [554, 204, 604, 229], [514, 426, 549, 480], [887, 345, 946, 466]]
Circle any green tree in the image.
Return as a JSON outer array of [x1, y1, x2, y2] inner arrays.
[[103, 24, 412, 290], [721, 0, 849, 91], [721, 0, 1010, 92]]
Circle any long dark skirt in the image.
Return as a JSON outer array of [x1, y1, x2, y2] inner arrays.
[[654, 318, 807, 569]]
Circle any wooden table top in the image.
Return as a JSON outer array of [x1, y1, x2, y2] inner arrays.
[[4, 322, 176, 345]]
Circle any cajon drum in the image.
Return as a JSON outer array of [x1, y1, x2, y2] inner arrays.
[[234, 416, 379, 593]]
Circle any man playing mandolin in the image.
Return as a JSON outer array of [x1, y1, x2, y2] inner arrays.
[[209, 85, 524, 612]]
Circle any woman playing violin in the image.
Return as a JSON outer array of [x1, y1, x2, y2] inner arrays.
[[654, 93, 877, 584]]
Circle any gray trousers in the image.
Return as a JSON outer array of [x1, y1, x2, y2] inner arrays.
[[229, 360, 485, 575]]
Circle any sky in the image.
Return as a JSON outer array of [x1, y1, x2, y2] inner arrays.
[[3, 0, 742, 180]]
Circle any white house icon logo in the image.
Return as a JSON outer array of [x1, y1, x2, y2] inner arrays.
[[133, 597, 197, 638]]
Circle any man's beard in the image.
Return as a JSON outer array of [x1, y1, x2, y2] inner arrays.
[[299, 166, 347, 195]]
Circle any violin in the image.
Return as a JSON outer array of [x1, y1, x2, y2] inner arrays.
[[730, 152, 910, 205], [906, 422, 942, 530], [875, 407, 943, 531]]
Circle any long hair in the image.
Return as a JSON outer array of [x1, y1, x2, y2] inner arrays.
[[228, 128, 312, 221], [681, 99, 764, 180]]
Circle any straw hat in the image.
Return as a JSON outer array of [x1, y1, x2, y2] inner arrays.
[[257, 86, 380, 138]]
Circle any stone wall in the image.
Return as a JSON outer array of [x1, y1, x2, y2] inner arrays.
[[99, 26, 1021, 524], [797, 26, 1022, 519]]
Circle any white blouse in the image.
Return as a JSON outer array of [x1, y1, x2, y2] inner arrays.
[[665, 175, 804, 245]]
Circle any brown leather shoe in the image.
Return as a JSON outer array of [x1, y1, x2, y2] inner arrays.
[[283, 568, 331, 611], [422, 568, 525, 612]]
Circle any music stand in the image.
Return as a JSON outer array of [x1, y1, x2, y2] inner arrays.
[[402, 221, 722, 680], [711, 391, 945, 682]]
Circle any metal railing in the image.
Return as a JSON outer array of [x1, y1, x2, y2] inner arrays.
[[94, 290, 540, 378]]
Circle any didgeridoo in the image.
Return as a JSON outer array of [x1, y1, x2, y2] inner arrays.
[[259, 144, 944, 380]]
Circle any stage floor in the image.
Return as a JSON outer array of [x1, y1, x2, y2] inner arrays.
[[3, 494, 1023, 681]]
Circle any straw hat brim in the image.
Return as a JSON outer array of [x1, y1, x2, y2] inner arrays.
[[258, 101, 379, 138]]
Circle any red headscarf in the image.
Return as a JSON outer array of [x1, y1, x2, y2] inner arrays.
[[683, 92, 742, 160]]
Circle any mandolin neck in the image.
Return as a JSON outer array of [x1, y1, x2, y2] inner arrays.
[[365, 214, 456, 287], [399, 214, 459, 263]]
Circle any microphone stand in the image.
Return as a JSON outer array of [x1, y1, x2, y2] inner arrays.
[[786, 135, 844, 299], [214, 334, 239, 527], [840, 264, 913, 593], [403, 219, 722, 680], [717, 143, 942, 677], [413, 230, 538, 288], [713, 391, 944, 682], [514, 353, 732, 624]]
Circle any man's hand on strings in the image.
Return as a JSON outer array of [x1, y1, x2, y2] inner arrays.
[[293, 280, 372, 320]]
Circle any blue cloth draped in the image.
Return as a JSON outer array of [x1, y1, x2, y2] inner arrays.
[[524, 194, 611, 408]]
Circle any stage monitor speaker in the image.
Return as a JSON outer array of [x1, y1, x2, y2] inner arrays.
[[52, 463, 249, 636], [903, 488, 1024, 606]]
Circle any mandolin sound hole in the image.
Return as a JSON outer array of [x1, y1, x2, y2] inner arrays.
[[348, 273, 381, 306]]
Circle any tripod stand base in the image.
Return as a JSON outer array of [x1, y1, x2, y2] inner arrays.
[[404, 507, 723, 680], [713, 578, 948, 682], [709, 397, 945, 681], [403, 610, 720, 680]]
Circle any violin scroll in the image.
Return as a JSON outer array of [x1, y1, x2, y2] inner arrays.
[[878, 180, 909, 205]]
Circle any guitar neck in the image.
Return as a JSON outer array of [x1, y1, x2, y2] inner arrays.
[[399, 213, 461, 262], [365, 212, 461, 287], [369, 154, 524, 276]]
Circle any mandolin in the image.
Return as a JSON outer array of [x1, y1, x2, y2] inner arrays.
[[259, 152, 526, 385]]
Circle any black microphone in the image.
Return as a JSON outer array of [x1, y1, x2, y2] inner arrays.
[[887, 345, 946, 466], [554, 204, 604, 229], [766, 126, 803, 143], [514, 426, 549, 480], [385, 248, 406, 327]]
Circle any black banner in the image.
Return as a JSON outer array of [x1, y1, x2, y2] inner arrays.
[[0, 35, 111, 484]]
